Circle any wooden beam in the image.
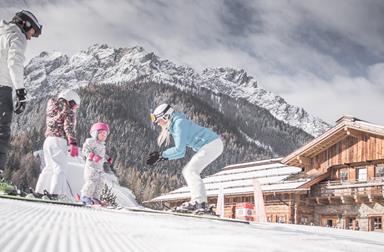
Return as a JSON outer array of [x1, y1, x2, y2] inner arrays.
[[344, 127, 364, 139], [297, 156, 311, 166]]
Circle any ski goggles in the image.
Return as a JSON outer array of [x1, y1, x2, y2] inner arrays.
[[150, 105, 172, 123], [150, 113, 165, 124], [68, 100, 79, 110], [150, 113, 158, 123]]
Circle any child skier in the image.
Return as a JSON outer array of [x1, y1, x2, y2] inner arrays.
[[80, 122, 112, 205], [34, 89, 80, 200], [146, 103, 224, 212]]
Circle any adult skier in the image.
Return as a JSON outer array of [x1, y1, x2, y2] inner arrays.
[[146, 103, 224, 212], [80, 122, 113, 205], [34, 89, 80, 201], [0, 10, 42, 171]]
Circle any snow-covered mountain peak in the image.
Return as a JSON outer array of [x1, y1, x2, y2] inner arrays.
[[202, 68, 256, 88], [24, 44, 330, 136]]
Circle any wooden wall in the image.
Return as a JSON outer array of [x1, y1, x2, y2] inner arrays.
[[312, 134, 384, 172]]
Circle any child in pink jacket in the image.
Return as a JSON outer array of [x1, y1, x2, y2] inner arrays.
[[80, 122, 112, 205]]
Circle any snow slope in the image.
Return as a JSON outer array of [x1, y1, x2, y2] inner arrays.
[[34, 150, 139, 208], [0, 198, 383, 252]]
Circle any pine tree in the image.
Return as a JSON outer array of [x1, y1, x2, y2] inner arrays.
[[100, 183, 118, 207]]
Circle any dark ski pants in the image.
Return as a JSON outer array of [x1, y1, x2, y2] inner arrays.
[[0, 86, 13, 171]]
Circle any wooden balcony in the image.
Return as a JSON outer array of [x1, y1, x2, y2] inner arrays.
[[311, 177, 384, 204]]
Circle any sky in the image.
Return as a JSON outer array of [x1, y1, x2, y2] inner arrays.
[[1, 0, 384, 125]]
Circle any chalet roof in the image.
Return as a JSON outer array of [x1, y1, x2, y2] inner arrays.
[[281, 115, 384, 167], [149, 158, 310, 203]]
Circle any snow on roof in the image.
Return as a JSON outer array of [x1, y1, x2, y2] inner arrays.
[[222, 158, 284, 170], [150, 159, 309, 202]]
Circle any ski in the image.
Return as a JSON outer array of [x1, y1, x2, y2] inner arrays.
[[0, 194, 85, 207], [124, 207, 250, 224]]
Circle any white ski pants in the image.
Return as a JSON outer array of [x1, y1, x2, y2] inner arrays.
[[182, 138, 223, 203], [35, 136, 72, 196], [81, 163, 104, 199]]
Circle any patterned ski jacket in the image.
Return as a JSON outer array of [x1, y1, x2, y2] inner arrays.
[[44, 98, 77, 144], [162, 112, 219, 160], [82, 138, 108, 169]]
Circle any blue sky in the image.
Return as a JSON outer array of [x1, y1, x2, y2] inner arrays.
[[2, 0, 384, 125]]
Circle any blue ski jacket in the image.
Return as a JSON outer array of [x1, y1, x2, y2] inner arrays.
[[162, 112, 219, 160]]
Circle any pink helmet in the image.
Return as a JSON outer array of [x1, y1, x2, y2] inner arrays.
[[90, 122, 110, 139]]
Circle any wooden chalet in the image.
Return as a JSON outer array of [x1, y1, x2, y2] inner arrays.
[[282, 115, 384, 231]]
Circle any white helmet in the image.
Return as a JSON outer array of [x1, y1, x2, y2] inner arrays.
[[58, 89, 81, 105], [150, 103, 174, 123]]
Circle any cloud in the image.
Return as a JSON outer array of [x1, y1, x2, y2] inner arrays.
[[368, 63, 384, 85], [259, 73, 384, 125], [2, 0, 384, 125]]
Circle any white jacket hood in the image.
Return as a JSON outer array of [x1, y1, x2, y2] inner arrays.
[[0, 20, 19, 35]]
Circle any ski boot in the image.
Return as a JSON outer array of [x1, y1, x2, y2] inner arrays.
[[80, 196, 94, 205], [25, 187, 44, 199], [43, 190, 59, 201], [91, 197, 106, 207], [194, 202, 216, 216], [175, 201, 200, 213]]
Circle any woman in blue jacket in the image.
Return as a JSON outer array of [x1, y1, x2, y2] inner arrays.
[[146, 103, 224, 212]]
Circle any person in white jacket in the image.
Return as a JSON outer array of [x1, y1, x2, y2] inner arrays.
[[0, 10, 42, 171]]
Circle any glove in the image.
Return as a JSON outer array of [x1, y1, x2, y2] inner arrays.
[[93, 155, 102, 163], [14, 88, 27, 114], [88, 152, 95, 161], [69, 144, 78, 157], [107, 157, 113, 165], [68, 138, 78, 157], [146, 151, 167, 166]]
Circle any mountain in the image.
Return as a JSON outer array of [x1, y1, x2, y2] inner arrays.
[[6, 44, 328, 202], [23, 44, 330, 136]]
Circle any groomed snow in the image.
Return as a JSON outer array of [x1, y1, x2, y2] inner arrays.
[[0, 198, 383, 252]]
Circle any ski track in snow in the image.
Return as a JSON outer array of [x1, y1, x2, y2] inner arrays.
[[1, 199, 384, 252]]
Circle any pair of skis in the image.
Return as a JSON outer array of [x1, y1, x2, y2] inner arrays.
[[123, 207, 250, 224], [0, 193, 85, 207]]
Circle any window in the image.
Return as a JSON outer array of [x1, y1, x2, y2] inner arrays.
[[346, 217, 356, 230], [339, 168, 349, 181], [376, 164, 384, 177], [356, 167, 367, 181], [372, 216, 382, 231], [301, 217, 308, 225], [277, 216, 286, 223]]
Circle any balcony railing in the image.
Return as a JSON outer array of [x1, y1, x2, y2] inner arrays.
[[311, 177, 384, 198]]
